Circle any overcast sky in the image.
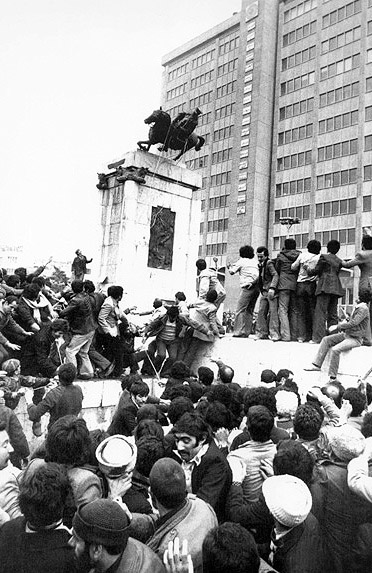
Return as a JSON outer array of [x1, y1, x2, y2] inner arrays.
[[1, 0, 241, 267]]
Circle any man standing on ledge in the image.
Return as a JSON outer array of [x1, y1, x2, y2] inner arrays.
[[71, 249, 92, 281], [227, 245, 259, 338]]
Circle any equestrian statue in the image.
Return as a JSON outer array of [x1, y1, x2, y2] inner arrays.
[[137, 107, 205, 161]]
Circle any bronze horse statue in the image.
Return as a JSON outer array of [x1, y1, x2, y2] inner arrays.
[[137, 107, 205, 161]]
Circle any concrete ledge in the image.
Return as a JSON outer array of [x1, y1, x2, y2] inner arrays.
[[15, 336, 372, 452]]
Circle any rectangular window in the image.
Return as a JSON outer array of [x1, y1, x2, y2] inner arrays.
[[365, 135, 372, 151], [363, 196, 372, 212]]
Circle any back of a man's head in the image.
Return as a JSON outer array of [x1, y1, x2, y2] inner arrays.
[[150, 457, 187, 510], [168, 397, 194, 425], [136, 436, 165, 478], [327, 239, 340, 254], [218, 363, 234, 384], [19, 463, 70, 528], [46, 415, 91, 466], [284, 238, 296, 250], [206, 401, 232, 432], [202, 522, 260, 573], [343, 387, 366, 417], [293, 404, 322, 441], [71, 280, 84, 294], [58, 363, 77, 386], [198, 366, 214, 386], [247, 405, 274, 442], [273, 440, 314, 486], [244, 386, 277, 416]]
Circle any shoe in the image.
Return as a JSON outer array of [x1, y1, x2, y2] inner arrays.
[[232, 334, 248, 338], [271, 338, 281, 342], [309, 340, 319, 344], [32, 421, 42, 437], [254, 335, 269, 340], [297, 339, 305, 343], [304, 364, 321, 371]]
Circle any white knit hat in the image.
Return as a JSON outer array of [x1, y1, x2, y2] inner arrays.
[[262, 475, 312, 527], [96, 435, 137, 478]]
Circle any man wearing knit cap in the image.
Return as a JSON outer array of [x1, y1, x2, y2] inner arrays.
[[262, 475, 324, 572], [70, 498, 165, 572]]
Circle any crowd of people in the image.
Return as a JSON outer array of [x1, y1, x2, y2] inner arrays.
[[0, 241, 372, 572]]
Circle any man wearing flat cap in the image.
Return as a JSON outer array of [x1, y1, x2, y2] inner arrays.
[[70, 498, 165, 573]]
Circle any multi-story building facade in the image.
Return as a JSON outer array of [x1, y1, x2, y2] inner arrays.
[[271, 0, 372, 304], [162, 0, 372, 307], [161, 0, 280, 306]]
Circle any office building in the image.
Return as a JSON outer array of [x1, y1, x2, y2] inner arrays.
[[271, 0, 372, 302], [161, 0, 280, 306]]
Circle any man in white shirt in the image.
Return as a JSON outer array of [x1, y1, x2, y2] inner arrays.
[[227, 245, 259, 338]]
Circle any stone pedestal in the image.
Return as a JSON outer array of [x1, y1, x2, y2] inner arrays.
[[98, 150, 201, 306]]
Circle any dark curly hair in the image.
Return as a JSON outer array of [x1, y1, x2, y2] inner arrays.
[[135, 435, 165, 478], [203, 523, 260, 573], [170, 361, 190, 380], [19, 463, 70, 527], [343, 387, 366, 417], [244, 387, 277, 416], [45, 415, 91, 466], [239, 245, 255, 259], [361, 412, 372, 438], [168, 397, 194, 425], [173, 412, 212, 444], [205, 401, 233, 432], [134, 419, 164, 442], [207, 384, 232, 409], [274, 440, 314, 486], [293, 404, 323, 441]]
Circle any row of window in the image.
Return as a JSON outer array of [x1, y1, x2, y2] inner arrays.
[[318, 139, 358, 161], [209, 195, 229, 209], [321, 26, 361, 54], [320, 53, 360, 82], [167, 103, 186, 118], [314, 228, 356, 246], [284, 0, 317, 24], [319, 110, 358, 134], [316, 198, 356, 217], [317, 168, 357, 189], [192, 49, 215, 69], [215, 102, 235, 120], [281, 71, 315, 96], [320, 81, 359, 108], [166, 84, 187, 101], [210, 171, 232, 186], [168, 63, 188, 82], [276, 178, 312, 196], [190, 91, 213, 108], [213, 125, 233, 142], [278, 124, 313, 145], [218, 58, 238, 77], [185, 155, 209, 170], [190, 71, 213, 89], [212, 147, 233, 164], [216, 80, 236, 99], [219, 35, 239, 55], [206, 242, 227, 256], [274, 234, 310, 250], [322, 1, 361, 29], [199, 112, 212, 126], [279, 97, 314, 120], [283, 20, 316, 47], [205, 218, 229, 233], [277, 150, 312, 171], [274, 205, 310, 222], [282, 46, 316, 71]]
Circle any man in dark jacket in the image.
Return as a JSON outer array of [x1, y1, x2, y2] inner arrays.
[[0, 296, 31, 365], [71, 249, 92, 281], [26, 363, 83, 430], [60, 280, 95, 379], [272, 238, 300, 342], [307, 239, 344, 343], [255, 246, 280, 341], [0, 462, 75, 573], [173, 412, 232, 522], [34, 319, 70, 378]]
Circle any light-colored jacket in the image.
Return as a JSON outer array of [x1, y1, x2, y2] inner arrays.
[[189, 299, 219, 342], [0, 463, 21, 520], [147, 495, 217, 573], [98, 296, 124, 336]]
